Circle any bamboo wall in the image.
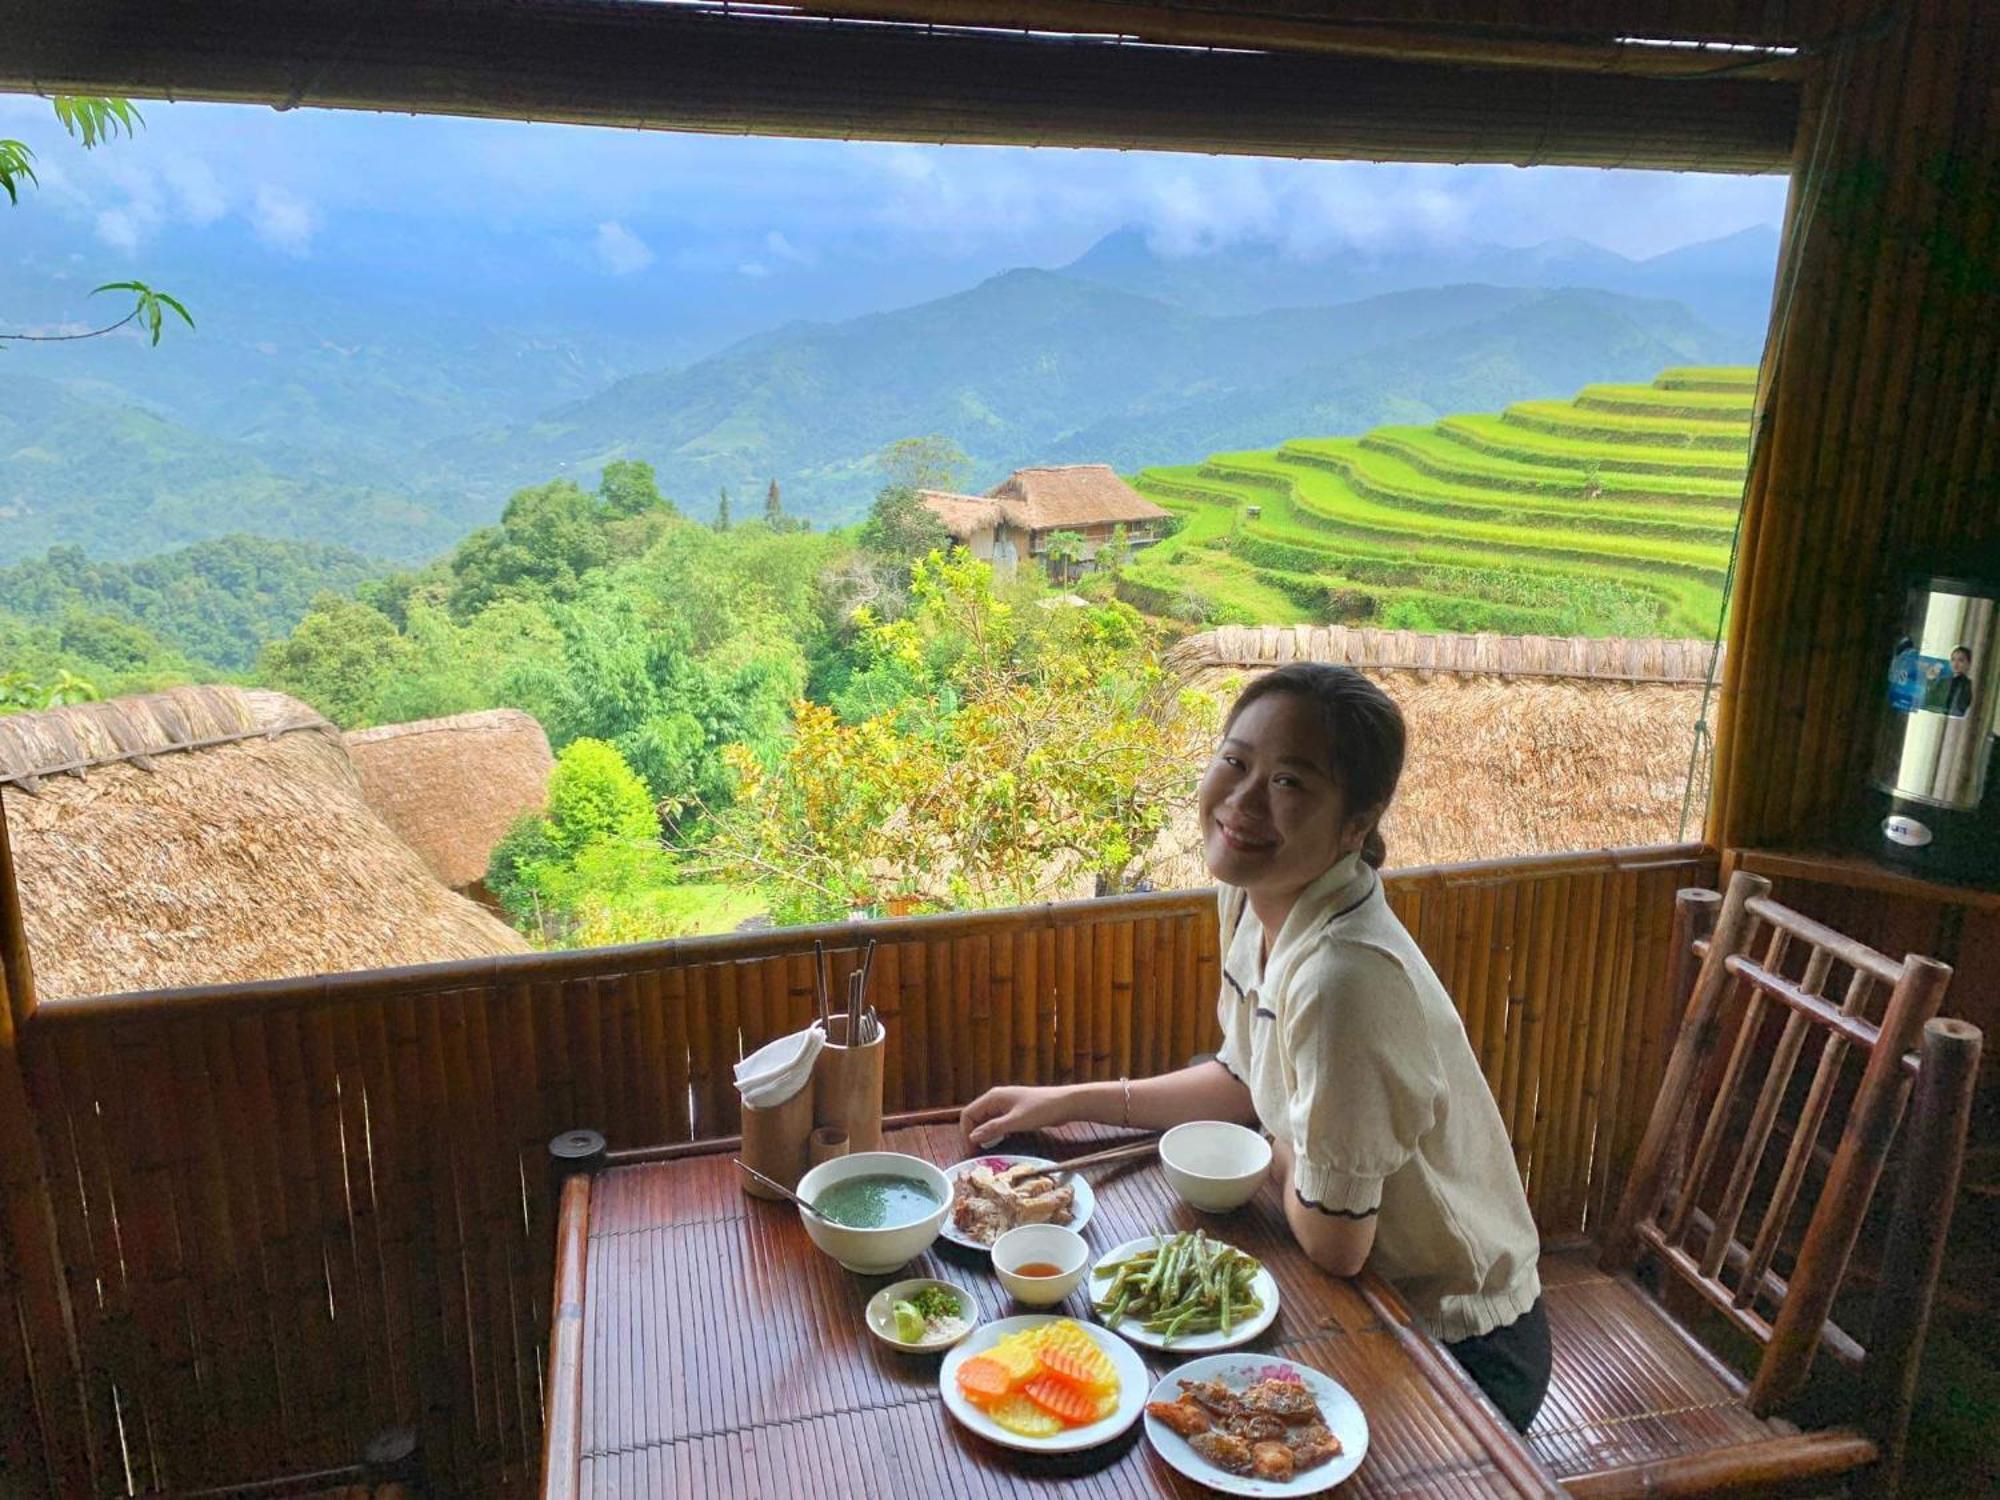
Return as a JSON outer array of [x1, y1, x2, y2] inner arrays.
[[0, 843, 1711, 1497], [1712, 0, 2000, 851]]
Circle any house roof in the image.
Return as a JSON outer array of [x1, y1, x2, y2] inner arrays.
[[916, 490, 1007, 541], [0, 685, 529, 1001], [985, 465, 1171, 533], [345, 708, 555, 890]]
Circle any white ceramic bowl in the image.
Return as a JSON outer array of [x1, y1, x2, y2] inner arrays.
[[991, 1223, 1090, 1306], [1159, 1121, 1272, 1212], [794, 1151, 950, 1274]]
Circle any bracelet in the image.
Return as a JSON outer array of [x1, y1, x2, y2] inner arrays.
[[1120, 1075, 1132, 1128]]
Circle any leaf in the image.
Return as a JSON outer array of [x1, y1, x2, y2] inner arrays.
[[0, 139, 36, 205], [53, 96, 142, 149], [90, 280, 196, 344]]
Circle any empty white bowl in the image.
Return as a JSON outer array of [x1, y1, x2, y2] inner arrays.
[[1159, 1121, 1272, 1212], [991, 1223, 1089, 1306], [794, 1151, 950, 1274]]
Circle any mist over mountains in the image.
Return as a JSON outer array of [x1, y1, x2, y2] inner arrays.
[[0, 223, 1776, 565]]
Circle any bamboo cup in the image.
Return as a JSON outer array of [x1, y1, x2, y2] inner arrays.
[[808, 1126, 849, 1167], [738, 1081, 814, 1200], [814, 1014, 885, 1153]]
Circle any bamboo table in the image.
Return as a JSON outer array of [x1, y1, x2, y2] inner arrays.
[[543, 1118, 1564, 1498]]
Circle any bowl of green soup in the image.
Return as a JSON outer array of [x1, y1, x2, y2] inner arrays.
[[796, 1151, 951, 1274]]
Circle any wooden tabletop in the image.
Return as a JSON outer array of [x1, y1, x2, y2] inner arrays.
[[544, 1120, 1564, 1498]]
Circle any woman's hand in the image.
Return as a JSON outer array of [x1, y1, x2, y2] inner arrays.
[[959, 1085, 1074, 1149]]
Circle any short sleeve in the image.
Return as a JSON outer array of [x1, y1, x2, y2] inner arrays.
[[1284, 941, 1441, 1217]]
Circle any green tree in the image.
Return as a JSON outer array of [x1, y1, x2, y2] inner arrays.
[[715, 486, 732, 532], [858, 485, 950, 567], [599, 458, 672, 517], [1042, 530, 1087, 585], [764, 478, 783, 527], [710, 553, 1216, 920], [254, 593, 407, 725], [445, 478, 612, 616], [875, 435, 969, 493]]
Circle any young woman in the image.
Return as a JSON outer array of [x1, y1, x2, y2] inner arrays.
[[960, 663, 1550, 1432]]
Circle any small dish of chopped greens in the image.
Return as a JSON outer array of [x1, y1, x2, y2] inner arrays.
[[865, 1277, 979, 1354]]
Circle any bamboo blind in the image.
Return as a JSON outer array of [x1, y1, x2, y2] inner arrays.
[[0, 842, 1709, 1496], [1712, 0, 2000, 851], [0, 0, 1799, 173]]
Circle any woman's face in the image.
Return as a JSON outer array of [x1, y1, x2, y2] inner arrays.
[[1198, 692, 1372, 899]]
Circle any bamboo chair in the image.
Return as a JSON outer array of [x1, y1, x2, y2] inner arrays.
[[1526, 870, 1981, 1499]]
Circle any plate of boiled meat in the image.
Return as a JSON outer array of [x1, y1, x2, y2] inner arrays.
[[941, 1154, 1096, 1251], [1142, 1354, 1367, 1494]]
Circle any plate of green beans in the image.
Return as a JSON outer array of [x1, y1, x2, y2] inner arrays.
[[1088, 1231, 1280, 1351]]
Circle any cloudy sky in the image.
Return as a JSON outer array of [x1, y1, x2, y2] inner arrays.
[[4, 96, 1789, 280]]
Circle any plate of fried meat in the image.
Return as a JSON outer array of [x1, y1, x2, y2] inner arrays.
[[941, 1155, 1095, 1251], [1142, 1355, 1367, 1494]]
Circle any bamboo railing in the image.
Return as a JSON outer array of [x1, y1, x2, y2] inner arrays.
[[0, 840, 1712, 1496]]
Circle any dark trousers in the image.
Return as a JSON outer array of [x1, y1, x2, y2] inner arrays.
[[1444, 1298, 1552, 1434]]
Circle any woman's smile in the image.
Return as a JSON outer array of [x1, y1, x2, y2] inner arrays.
[[1214, 817, 1279, 853]]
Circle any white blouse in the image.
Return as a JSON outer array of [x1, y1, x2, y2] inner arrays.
[[1214, 851, 1542, 1342]]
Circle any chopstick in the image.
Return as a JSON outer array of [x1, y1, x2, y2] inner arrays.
[[1048, 1138, 1160, 1178], [812, 939, 832, 1034]]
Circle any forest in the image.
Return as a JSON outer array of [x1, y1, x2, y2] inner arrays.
[[0, 444, 1212, 944]]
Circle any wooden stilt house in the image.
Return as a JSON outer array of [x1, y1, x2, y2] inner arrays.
[[0, 2, 1995, 1496]]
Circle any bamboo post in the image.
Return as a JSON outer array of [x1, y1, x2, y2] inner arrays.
[[0, 796, 89, 1497], [539, 1173, 590, 1500], [1854, 1017, 1982, 1498], [1601, 873, 1766, 1271]]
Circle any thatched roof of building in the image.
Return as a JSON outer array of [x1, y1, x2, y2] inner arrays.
[[987, 465, 1171, 532], [1148, 627, 1711, 884], [917, 489, 1008, 541], [346, 709, 554, 891], [0, 686, 529, 1002]]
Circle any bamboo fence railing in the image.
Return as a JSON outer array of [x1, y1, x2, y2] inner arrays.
[[0, 840, 1712, 1497]]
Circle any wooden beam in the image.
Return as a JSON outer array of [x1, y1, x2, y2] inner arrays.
[[0, 0, 1798, 172]]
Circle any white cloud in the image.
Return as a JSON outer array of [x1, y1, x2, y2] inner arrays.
[[594, 219, 655, 275], [162, 156, 228, 225], [737, 261, 770, 279], [765, 229, 813, 265], [93, 207, 145, 254], [251, 184, 319, 255]]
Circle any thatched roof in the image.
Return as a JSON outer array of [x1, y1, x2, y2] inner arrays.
[[987, 465, 1171, 532], [1148, 628, 1709, 885], [1170, 625, 1721, 685], [346, 709, 554, 890], [0, 686, 529, 1002], [917, 489, 1008, 542]]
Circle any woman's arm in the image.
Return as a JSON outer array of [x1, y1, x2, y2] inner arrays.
[[960, 1060, 1255, 1148], [1271, 1133, 1377, 1277]]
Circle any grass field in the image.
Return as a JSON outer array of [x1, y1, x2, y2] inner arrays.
[[1123, 365, 1754, 637]]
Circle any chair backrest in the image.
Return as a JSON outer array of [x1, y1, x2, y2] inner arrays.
[[1601, 869, 1961, 1418]]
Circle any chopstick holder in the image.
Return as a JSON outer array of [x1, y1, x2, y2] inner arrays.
[[738, 1079, 815, 1200], [813, 1012, 885, 1153]]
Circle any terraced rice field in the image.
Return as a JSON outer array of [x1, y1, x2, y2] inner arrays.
[[1121, 366, 1753, 637]]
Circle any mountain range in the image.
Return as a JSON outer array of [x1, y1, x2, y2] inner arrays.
[[0, 225, 1776, 565]]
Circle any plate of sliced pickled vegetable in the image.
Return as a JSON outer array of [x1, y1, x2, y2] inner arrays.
[[1090, 1230, 1280, 1351], [939, 1315, 1148, 1453]]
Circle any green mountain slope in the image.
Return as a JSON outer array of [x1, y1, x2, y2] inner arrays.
[[0, 534, 388, 670], [1122, 366, 1754, 638], [424, 272, 1739, 523], [0, 374, 467, 565]]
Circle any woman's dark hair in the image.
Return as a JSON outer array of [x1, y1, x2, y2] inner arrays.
[[1224, 663, 1406, 869]]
